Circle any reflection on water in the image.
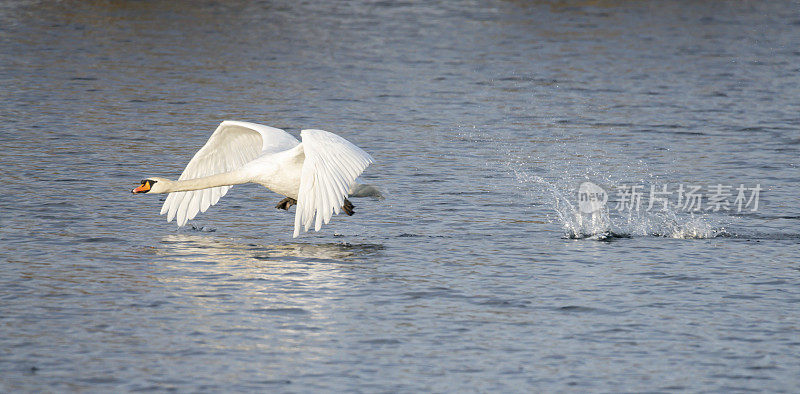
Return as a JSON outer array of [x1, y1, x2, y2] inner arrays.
[[159, 234, 384, 264], [154, 234, 385, 333]]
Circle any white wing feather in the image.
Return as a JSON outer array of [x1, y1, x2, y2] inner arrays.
[[161, 120, 299, 226], [293, 129, 373, 237]]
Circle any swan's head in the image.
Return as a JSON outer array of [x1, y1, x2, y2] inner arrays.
[[131, 177, 170, 194]]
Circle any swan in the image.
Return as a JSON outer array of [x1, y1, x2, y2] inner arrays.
[[132, 120, 376, 237]]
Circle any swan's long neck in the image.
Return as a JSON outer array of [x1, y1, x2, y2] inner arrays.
[[163, 171, 249, 193]]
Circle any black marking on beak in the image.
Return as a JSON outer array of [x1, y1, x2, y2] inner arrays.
[[132, 179, 156, 194]]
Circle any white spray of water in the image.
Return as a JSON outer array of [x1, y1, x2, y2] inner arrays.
[[473, 129, 727, 240]]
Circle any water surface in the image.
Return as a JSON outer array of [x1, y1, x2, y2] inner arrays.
[[1, 1, 799, 392]]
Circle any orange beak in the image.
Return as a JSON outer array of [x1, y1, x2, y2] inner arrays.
[[132, 181, 151, 194]]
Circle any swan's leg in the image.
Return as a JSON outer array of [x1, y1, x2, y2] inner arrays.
[[342, 199, 354, 216], [277, 197, 353, 215], [275, 197, 296, 210]]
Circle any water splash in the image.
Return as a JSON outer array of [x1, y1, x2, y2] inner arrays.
[[475, 129, 728, 240]]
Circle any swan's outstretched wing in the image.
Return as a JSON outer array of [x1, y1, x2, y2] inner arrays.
[[294, 129, 373, 237], [161, 120, 300, 226]]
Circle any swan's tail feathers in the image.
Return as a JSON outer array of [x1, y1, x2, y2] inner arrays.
[[293, 129, 373, 237], [348, 183, 384, 199]]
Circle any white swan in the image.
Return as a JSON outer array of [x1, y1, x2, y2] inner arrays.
[[132, 120, 375, 237]]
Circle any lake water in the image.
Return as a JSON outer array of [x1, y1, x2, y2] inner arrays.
[[1, 1, 799, 391]]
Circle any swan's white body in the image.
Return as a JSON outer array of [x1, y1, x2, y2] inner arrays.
[[140, 120, 374, 237]]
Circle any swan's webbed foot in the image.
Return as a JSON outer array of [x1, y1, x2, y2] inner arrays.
[[342, 198, 354, 216], [277, 197, 354, 215], [275, 197, 297, 210]]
